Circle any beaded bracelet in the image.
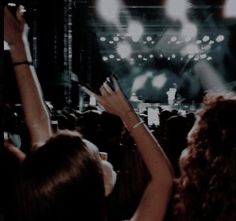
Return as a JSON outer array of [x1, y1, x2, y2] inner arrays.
[[13, 61, 33, 66]]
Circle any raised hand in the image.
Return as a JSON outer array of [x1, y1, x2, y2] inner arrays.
[[82, 75, 133, 119], [4, 5, 28, 46]]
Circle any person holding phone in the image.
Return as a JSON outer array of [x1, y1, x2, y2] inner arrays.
[[4, 4, 173, 221]]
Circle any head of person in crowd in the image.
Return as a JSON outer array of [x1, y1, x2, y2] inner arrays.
[[15, 130, 107, 221], [175, 93, 236, 221]]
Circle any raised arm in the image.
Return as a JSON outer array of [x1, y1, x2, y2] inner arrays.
[[4, 6, 52, 148], [82, 76, 173, 221]]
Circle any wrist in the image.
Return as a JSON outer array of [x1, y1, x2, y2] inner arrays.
[[9, 40, 32, 63]]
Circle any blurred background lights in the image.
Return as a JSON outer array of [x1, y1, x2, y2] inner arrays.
[[96, 0, 121, 24], [102, 56, 108, 61], [138, 54, 143, 58], [149, 54, 154, 58], [146, 36, 152, 41], [224, 0, 236, 17], [216, 35, 225, 43], [165, 0, 189, 20], [181, 43, 200, 55], [152, 73, 167, 89], [116, 42, 132, 59], [113, 36, 119, 41], [202, 35, 210, 42], [100, 36, 106, 41], [109, 54, 115, 59], [171, 36, 177, 42], [200, 54, 207, 59], [127, 21, 144, 42], [181, 22, 198, 40]]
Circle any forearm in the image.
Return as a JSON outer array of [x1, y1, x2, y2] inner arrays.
[[121, 110, 173, 184], [9, 41, 51, 147]]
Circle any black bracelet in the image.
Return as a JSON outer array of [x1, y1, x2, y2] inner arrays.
[[13, 61, 33, 66]]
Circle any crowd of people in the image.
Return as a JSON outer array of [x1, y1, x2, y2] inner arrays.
[[1, 4, 236, 221]]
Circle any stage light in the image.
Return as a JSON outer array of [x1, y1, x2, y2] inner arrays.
[[102, 56, 108, 61], [146, 36, 152, 41], [151, 41, 155, 44], [109, 54, 115, 59], [109, 41, 114, 44], [216, 35, 224, 43], [181, 22, 198, 40], [168, 57, 171, 61], [172, 54, 176, 59], [200, 54, 207, 59], [209, 40, 215, 45], [113, 36, 119, 41], [171, 36, 177, 42], [96, 0, 121, 24], [138, 54, 143, 58], [116, 58, 121, 61], [116, 42, 132, 59], [181, 43, 200, 56], [224, 0, 236, 18], [152, 73, 167, 89], [165, 0, 189, 20], [149, 54, 154, 58], [160, 54, 164, 58], [100, 37, 106, 41], [127, 21, 144, 42], [131, 71, 153, 92], [143, 58, 148, 61], [202, 35, 210, 42], [207, 56, 213, 61]]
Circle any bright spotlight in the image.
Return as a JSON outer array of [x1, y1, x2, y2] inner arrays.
[[102, 56, 108, 61], [109, 41, 114, 44], [165, 0, 189, 20], [100, 37, 106, 41], [109, 54, 115, 59], [116, 42, 132, 59], [172, 54, 176, 59], [181, 22, 198, 40], [149, 54, 154, 58], [96, 0, 121, 24], [152, 73, 167, 89], [207, 56, 213, 61], [181, 43, 200, 56], [146, 36, 152, 41], [200, 54, 207, 59], [113, 36, 119, 41], [202, 35, 210, 42], [127, 21, 144, 42], [138, 54, 143, 58], [171, 36, 177, 42], [224, 0, 236, 18], [216, 35, 225, 43]]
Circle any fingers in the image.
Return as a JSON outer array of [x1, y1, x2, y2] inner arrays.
[[81, 86, 103, 103], [111, 75, 120, 91], [16, 5, 26, 23]]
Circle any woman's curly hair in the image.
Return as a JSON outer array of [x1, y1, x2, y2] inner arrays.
[[174, 93, 236, 221]]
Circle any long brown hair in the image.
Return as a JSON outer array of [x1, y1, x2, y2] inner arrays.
[[15, 130, 106, 221], [175, 93, 236, 221]]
